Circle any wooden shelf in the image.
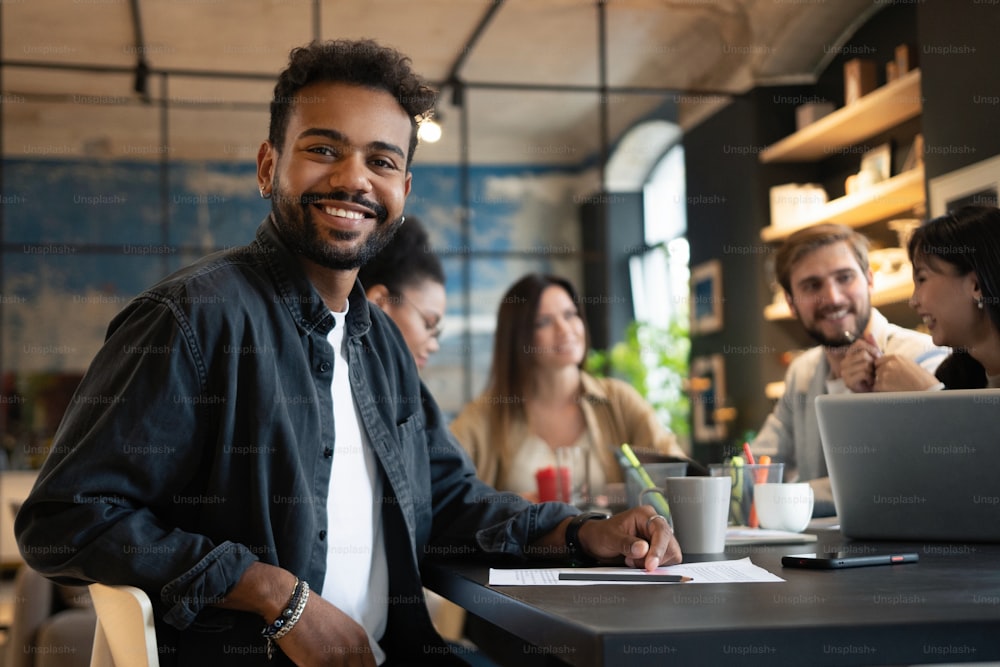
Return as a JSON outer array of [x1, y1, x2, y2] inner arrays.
[[760, 165, 925, 242], [759, 69, 922, 163], [764, 275, 915, 321]]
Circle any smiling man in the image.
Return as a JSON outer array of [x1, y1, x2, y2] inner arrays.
[[752, 223, 948, 516], [16, 39, 681, 667]]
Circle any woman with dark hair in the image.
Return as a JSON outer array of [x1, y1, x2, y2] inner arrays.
[[358, 216, 446, 370], [451, 273, 687, 501], [908, 204, 1000, 388]]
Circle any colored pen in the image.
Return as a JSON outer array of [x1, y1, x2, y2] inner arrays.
[[620, 443, 673, 526], [742, 441, 755, 465], [558, 572, 692, 583], [742, 443, 760, 527]]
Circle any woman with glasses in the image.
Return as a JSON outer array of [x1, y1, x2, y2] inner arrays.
[[359, 216, 446, 370]]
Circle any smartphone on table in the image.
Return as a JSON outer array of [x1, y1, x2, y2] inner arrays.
[[781, 552, 919, 569]]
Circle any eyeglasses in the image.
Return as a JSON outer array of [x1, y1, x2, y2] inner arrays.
[[396, 292, 443, 340]]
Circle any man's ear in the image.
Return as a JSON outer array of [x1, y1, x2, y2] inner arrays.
[[366, 283, 391, 309], [784, 290, 799, 319], [257, 141, 276, 196]]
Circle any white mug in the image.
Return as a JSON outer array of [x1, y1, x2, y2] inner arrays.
[[754, 483, 814, 532]]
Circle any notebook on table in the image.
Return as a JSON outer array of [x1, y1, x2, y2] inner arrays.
[[816, 389, 1000, 542]]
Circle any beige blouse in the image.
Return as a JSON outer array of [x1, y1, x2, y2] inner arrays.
[[450, 372, 688, 492]]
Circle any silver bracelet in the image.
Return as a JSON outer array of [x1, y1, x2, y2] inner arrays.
[[262, 578, 310, 660]]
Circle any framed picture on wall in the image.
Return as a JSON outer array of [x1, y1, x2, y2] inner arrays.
[[689, 259, 723, 335], [929, 152, 1000, 217], [691, 354, 727, 443]]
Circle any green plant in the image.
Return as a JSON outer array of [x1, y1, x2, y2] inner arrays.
[[586, 318, 690, 442]]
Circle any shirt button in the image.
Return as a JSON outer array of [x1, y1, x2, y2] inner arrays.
[[318, 361, 331, 373], [323, 447, 333, 458], [319, 530, 326, 541]]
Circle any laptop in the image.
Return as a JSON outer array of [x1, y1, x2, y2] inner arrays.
[[816, 389, 1000, 542]]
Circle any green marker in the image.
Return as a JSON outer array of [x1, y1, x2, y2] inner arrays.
[[620, 443, 673, 526], [729, 455, 745, 525]]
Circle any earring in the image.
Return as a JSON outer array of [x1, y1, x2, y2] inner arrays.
[[977, 296, 985, 310], [259, 187, 271, 200], [400, 215, 406, 224]]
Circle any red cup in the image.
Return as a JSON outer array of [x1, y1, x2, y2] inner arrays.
[[535, 466, 572, 502]]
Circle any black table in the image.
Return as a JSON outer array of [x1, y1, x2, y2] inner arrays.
[[423, 530, 1000, 666]]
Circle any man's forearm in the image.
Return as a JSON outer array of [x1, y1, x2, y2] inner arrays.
[[217, 561, 298, 622], [524, 516, 573, 559]]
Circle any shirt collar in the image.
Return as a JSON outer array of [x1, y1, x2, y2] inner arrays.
[[579, 371, 611, 404], [254, 215, 372, 338]]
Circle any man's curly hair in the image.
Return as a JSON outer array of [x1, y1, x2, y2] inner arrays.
[[268, 39, 437, 166]]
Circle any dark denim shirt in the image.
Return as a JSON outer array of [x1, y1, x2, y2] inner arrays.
[[16, 217, 577, 665]]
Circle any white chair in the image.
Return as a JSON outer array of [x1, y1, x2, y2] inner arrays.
[[88, 584, 160, 667]]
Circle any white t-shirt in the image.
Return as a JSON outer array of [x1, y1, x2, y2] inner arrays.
[[321, 305, 388, 665]]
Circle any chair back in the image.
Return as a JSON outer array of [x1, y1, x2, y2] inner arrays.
[[88, 584, 160, 667]]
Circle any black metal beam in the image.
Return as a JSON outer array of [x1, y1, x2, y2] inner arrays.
[[0, 58, 734, 99], [129, 0, 151, 102], [443, 0, 506, 96]]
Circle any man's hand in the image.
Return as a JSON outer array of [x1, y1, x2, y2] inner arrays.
[[872, 355, 941, 392], [841, 334, 882, 392], [219, 562, 376, 666], [577, 507, 682, 571], [276, 595, 376, 667]]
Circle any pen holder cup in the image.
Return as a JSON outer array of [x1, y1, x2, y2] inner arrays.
[[624, 462, 687, 508], [708, 463, 784, 527]]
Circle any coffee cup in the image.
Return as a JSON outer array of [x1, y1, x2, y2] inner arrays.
[[753, 483, 814, 532], [708, 463, 785, 526], [642, 477, 730, 554]]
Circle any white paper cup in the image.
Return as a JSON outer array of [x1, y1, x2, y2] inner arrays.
[[754, 483, 814, 532], [662, 477, 731, 554]]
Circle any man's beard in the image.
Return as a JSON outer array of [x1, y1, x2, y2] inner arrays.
[[801, 305, 872, 348], [270, 180, 402, 270]]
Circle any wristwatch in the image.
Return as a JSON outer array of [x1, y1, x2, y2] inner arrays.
[[565, 511, 608, 566]]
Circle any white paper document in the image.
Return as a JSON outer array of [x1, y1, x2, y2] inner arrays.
[[488, 557, 784, 586]]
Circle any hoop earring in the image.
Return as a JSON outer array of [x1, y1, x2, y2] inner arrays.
[[400, 215, 406, 224], [259, 187, 271, 200]]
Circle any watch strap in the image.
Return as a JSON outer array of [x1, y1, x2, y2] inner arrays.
[[565, 511, 608, 566]]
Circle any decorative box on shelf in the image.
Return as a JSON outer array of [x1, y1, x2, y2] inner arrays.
[[844, 58, 878, 105], [795, 101, 835, 131], [768, 183, 827, 229]]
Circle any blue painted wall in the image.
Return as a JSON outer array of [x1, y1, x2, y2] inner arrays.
[[1, 157, 590, 444]]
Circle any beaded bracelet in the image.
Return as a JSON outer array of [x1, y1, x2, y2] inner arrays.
[[262, 578, 310, 660]]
